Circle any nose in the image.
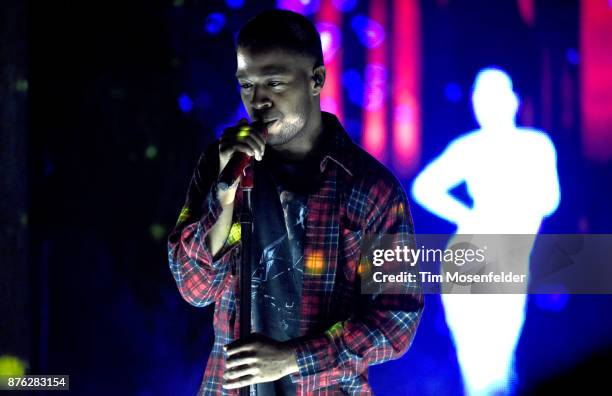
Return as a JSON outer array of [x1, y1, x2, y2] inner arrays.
[[252, 86, 272, 111]]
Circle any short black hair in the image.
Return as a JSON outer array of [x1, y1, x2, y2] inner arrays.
[[236, 10, 324, 68]]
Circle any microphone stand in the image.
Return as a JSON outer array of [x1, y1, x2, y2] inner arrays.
[[239, 160, 254, 396]]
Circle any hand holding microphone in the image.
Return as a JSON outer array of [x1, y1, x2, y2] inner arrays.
[[217, 118, 268, 203]]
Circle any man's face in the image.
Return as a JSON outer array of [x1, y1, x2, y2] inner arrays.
[[236, 48, 317, 146]]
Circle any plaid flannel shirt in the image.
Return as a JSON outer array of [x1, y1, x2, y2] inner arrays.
[[168, 113, 424, 395]]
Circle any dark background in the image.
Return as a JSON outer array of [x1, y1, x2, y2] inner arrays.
[[1, 0, 611, 394]]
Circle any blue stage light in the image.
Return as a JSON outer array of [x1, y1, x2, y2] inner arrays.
[[566, 48, 579, 65], [534, 293, 569, 312], [276, 0, 320, 15], [332, 0, 356, 12], [342, 69, 364, 107], [204, 12, 226, 35], [226, 0, 244, 9], [444, 82, 462, 102], [178, 93, 193, 113], [351, 15, 385, 49]]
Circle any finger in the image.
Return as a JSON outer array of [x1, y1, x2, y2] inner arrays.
[[226, 352, 257, 369], [235, 125, 253, 141], [223, 375, 258, 389], [221, 125, 243, 139], [223, 136, 263, 160], [249, 132, 266, 153], [243, 136, 264, 161], [240, 135, 263, 154], [219, 134, 242, 148], [220, 122, 251, 142], [225, 340, 257, 356], [220, 142, 261, 159], [222, 124, 264, 145], [224, 364, 260, 380], [219, 138, 252, 151], [219, 143, 256, 158], [220, 128, 260, 147]]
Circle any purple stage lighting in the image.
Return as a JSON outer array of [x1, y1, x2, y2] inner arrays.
[[351, 15, 385, 49]]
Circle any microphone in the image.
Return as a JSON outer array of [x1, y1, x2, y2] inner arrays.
[[217, 120, 267, 191]]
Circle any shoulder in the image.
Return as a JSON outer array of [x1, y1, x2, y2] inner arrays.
[[519, 128, 555, 144], [444, 130, 480, 154], [346, 141, 403, 195], [194, 139, 221, 174], [340, 141, 408, 226], [517, 128, 557, 155]]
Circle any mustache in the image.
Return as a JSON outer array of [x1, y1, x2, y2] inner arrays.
[[252, 112, 281, 123]]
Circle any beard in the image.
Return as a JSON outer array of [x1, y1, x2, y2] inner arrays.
[[266, 121, 301, 146], [266, 111, 309, 147]]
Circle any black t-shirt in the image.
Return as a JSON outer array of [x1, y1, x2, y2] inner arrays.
[[251, 150, 321, 396]]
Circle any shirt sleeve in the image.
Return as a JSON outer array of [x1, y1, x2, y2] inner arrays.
[[291, 183, 424, 391], [167, 141, 239, 307]]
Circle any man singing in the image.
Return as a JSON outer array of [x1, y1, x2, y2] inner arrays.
[[168, 10, 423, 395]]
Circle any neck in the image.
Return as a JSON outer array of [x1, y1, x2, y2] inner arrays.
[[272, 111, 324, 161], [480, 122, 517, 134]]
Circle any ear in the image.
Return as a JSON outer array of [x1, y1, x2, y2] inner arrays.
[[311, 66, 326, 96]]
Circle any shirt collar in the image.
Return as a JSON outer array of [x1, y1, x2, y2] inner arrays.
[[318, 112, 354, 177]]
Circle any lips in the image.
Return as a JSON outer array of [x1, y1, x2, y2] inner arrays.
[[263, 119, 278, 127]]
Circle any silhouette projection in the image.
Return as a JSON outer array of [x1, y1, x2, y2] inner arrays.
[[412, 68, 560, 395]]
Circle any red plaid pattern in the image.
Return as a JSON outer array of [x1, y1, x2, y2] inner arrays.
[[168, 113, 424, 395]]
